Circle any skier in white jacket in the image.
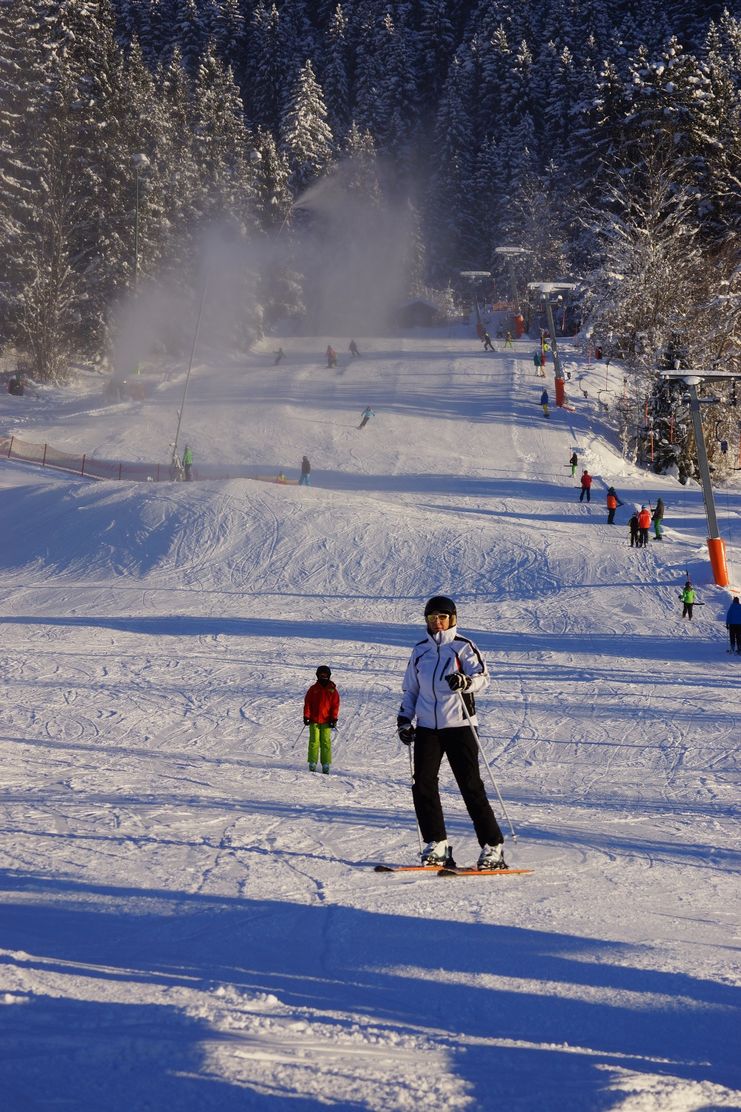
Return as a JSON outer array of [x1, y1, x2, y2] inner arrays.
[[397, 595, 507, 869]]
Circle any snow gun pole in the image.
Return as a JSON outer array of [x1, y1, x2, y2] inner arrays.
[[408, 743, 423, 855], [458, 695, 518, 842], [172, 277, 208, 465]]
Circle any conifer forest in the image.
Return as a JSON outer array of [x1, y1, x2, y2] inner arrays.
[[0, 0, 739, 478]]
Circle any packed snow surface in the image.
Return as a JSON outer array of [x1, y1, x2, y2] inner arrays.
[[1, 332, 739, 1110]]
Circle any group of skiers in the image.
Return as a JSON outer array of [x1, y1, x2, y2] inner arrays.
[[325, 341, 360, 368], [628, 500, 663, 546], [302, 595, 509, 870]]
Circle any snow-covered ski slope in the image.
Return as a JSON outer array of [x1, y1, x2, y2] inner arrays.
[[1, 334, 739, 1111]]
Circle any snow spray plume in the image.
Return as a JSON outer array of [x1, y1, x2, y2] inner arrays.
[[108, 221, 264, 379], [287, 161, 414, 335]]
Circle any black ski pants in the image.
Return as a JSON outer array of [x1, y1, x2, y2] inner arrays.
[[412, 726, 503, 847], [607, 508, 616, 524], [579, 487, 590, 502], [729, 624, 741, 652]]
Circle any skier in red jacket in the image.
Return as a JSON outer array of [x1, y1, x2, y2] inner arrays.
[[303, 666, 340, 773], [579, 470, 593, 503]]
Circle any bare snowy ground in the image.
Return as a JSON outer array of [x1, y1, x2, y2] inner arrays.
[[0, 333, 739, 1110]]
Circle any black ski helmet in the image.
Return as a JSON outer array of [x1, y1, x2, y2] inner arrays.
[[424, 595, 457, 621], [316, 665, 332, 678]]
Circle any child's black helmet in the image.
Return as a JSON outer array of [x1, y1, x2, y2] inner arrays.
[[316, 665, 332, 677], [424, 596, 456, 618]]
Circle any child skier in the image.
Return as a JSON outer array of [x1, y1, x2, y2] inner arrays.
[[358, 406, 375, 430], [569, 451, 578, 477], [680, 581, 696, 620], [540, 388, 549, 417], [579, 470, 592, 503], [326, 346, 337, 368], [637, 505, 652, 547], [303, 666, 339, 773]]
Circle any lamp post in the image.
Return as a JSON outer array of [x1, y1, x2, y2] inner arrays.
[[170, 279, 208, 480], [528, 282, 578, 405], [131, 152, 150, 292], [459, 270, 491, 332], [494, 246, 527, 312], [659, 370, 741, 586]]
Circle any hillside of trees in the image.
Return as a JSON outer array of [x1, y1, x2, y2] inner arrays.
[[0, 0, 739, 477]]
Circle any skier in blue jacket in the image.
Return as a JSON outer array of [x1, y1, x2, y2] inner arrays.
[[725, 596, 741, 653]]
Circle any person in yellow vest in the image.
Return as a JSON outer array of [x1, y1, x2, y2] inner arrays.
[[182, 444, 193, 481]]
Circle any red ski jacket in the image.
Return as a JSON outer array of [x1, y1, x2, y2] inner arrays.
[[638, 509, 651, 529], [581, 473, 592, 488], [304, 681, 340, 724]]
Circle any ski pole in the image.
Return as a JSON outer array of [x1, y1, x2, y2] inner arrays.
[[292, 724, 308, 749], [408, 740, 423, 855], [458, 694, 518, 842]]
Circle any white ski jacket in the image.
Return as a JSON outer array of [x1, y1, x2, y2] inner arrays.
[[398, 626, 489, 730]]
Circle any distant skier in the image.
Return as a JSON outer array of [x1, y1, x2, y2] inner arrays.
[[482, 331, 495, 351], [628, 509, 640, 547], [569, 451, 578, 478], [533, 351, 542, 374], [636, 505, 651, 547], [606, 487, 624, 524], [299, 455, 311, 486], [680, 580, 696, 620], [304, 666, 339, 773], [504, 331, 513, 349], [540, 389, 549, 417], [274, 347, 285, 365], [579, 470, 592, 503], [652, 498, 665, 540], [326, 345, 337, 368], [397, 596, 507, 870], [725, 596, 741, 653], [349, 340, 360, 358], [182, 444, 193, 481], [358, 406, 375, 430]]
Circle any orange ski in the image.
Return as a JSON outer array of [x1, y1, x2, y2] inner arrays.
[[438, 867, 533, 877]]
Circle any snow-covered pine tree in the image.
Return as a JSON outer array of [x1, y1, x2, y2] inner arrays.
[[372, 11, 420, 179], [320, 4, 352, 140], [173, 0, 206, 75], [244, 2, 300, 133], [210, 0, 247, 83], [0, 0, 47, 351], [280, 59, 334, 197], [425, 51, 478, 281]]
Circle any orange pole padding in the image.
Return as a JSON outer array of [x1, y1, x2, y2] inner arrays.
[[555, 378, 566, 407], [707, 537, 730, 587]]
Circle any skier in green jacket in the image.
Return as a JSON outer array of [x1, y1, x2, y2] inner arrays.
[[681, 582, 696, 620]]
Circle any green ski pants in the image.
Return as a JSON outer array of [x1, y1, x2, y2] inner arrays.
[[308, 723, 332, 767]]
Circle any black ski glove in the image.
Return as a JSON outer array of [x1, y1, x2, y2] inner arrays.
[[328, 719, 337, 729], [446, 672, 472, 692], [303, 716, 311, 726], [397, 718, 415, 746]]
